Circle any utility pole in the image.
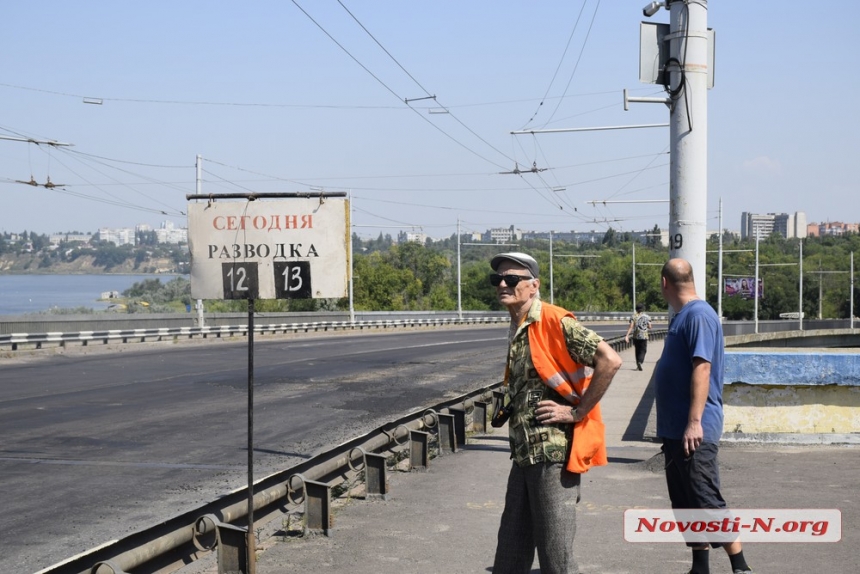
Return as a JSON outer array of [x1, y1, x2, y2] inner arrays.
[[195, 155, 205, 328], [348, 190, 355, 323], [549, 231, 554, 305], [717, 197, 723, 319], [632, 241, 637, 313], [799, 239, 803, 331], [754, 232, 760, 333], [667, 0, 709, 298], [456, 217, 462, 320], [634, 0, 712, 300]]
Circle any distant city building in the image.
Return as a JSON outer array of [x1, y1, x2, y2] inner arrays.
[[807, 221, 859, 237], [483, 225, 522, 244], [741, 211, 807, 239], [397, 231, 428, 244], [49, 232, 93, 245], [773, 212, 806, 239], [522, 230, 601, 244], [98, 227, 135, 246], [522, 229, 669, 247], [154, 221, 187, 244], [96, 222, 187, 245]]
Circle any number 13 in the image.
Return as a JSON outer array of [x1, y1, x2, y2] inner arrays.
[[282, 265, 303, 291]]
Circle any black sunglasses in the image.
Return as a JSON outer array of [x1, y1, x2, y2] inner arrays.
[[490, 273, 533, 287]]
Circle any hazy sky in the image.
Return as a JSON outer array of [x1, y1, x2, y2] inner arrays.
[[1, 1, 857, 241]]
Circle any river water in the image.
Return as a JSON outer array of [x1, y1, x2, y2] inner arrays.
[[0, 274, 184, 316]]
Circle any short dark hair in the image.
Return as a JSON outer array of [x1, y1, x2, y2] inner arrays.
[[635, 303, 644, 312]]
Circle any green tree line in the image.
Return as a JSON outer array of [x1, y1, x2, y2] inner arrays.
[[9, 228, 858, 318], [199, 231, 860, 320]]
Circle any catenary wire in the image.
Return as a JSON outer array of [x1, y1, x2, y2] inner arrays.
[[289, 0, 510, 170], [540, 0, 603, 129], [520, 0, 591, 129], [332, 0, 517, 168]]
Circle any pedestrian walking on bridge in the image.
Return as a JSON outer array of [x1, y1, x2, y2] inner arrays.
[[625, 303, 652, 371]]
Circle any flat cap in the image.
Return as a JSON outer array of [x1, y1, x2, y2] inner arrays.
[[490, 252, 539, 278]]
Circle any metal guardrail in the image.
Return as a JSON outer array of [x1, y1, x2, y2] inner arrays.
[[0, 310, 652, 335], [1, 312, 662, 352], [0, 317, 510, 351]]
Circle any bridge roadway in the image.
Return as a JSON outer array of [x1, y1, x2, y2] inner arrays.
[[239, 340, 859, 574], [0, 322, 627, 573]]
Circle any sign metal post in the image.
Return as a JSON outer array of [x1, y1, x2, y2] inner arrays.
[[186, 192, 348, 573]]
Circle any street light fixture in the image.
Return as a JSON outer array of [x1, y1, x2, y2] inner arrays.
[[642, 1, 665, 17]]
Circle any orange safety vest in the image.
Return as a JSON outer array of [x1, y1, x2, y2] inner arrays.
[[528, 302, 607, 473]]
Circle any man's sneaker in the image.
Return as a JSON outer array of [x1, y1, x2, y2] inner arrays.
[[733, 569, 755, 573]]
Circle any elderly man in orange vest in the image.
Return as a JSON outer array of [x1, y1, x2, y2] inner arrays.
[[490, 252, 622, 574]]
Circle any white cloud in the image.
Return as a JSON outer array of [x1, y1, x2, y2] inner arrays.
[[741, 156, 783, 177]]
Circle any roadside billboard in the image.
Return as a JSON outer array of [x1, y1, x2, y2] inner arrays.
[[724, 277, 763, 300]]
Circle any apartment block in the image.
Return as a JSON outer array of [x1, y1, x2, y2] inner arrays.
[[741, 211, 807, 240], [807, 221, 859, 237]]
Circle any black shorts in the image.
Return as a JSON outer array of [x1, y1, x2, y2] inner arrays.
[[662, 439, 728, 547]]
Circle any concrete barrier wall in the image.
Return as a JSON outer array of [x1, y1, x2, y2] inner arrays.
[[724, 348, 860, 439]]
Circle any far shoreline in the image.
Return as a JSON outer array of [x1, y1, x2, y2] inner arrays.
[[0, 271, 187, 276]]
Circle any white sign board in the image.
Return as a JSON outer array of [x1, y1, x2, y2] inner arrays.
[[639, 22, 715, 89], [187, 198, 349, 300]]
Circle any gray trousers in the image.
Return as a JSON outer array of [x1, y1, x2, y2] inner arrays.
[[492, 462, 581, 574]]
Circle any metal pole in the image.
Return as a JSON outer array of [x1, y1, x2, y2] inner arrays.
[[819, 260, 823, 320], [799, 240, 804, 331], [195, 155, 205, 328], [717, 197, 723, 320], [667, 0, 709, 299], [851, 252, 855, 329], [632, 241, 636, 313], [348, 190, 355, 323], [247, 298, 256, 574], [549, 231, 554, 305], [0, 134, 72, 146], [754, 233, 759, 334], [510, 123, 668, 134], [457, 217, 462, 320]]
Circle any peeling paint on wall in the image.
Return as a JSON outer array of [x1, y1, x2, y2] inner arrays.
[[724, 350, 860, 434], [725, 350, 860, 386], [725, 385, 860, 434]]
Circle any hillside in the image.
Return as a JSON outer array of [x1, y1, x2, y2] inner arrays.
[[0, 253, 183, 275]]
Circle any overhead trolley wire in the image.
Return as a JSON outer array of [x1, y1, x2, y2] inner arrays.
[[291, 0, 511, 171], [541, 0, 603, 129], [42, 150, 185, 217], [520, 0, 592, 129]]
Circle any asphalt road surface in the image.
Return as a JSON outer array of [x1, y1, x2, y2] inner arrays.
[[0, 323, 627, 573]]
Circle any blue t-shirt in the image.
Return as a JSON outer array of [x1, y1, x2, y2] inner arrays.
[[654, 299, 724, 444]]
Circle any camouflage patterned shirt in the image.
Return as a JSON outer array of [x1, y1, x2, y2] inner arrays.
[[505, 299, 602, 467]]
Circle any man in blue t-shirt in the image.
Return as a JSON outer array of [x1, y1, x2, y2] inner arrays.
[[654, 259, 754, 574]]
